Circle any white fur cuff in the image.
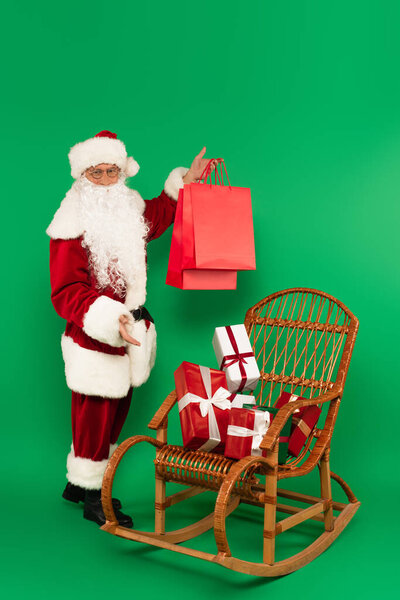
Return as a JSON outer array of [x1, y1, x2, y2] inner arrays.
[[67, 448, 108, 489], [83, 295, 132, 347], [164, 167, 189, 201]]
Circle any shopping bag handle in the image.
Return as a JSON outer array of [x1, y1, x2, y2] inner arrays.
[[202, 160, 222, 185], [198, 159, 219, 183], [199, 159, 231, 187]]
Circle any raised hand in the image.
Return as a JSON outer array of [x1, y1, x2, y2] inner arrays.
[[183, 147, 218, 184]]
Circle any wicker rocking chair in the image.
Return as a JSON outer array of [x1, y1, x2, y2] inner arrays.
[[101, 288, 359, 576]]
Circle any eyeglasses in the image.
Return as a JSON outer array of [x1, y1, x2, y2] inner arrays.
[[87, 166, 120, 179]]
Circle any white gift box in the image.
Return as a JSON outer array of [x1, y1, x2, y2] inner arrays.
[[212, 324, 260, 393]]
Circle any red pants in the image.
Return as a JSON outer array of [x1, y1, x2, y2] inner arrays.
[[67, 389, 133, 489], [71, 389, 132, 461]]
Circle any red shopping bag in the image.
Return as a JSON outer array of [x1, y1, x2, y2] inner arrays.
[[182, 269, 237, 290], [187, 160, 256, 271], [166, 188, 237, 290], [165, 187, 185, 288], [181, 184, 196, 269]]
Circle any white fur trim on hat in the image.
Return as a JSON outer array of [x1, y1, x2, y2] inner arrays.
[[82, 296, 132, 347], [68, 136, 140, 179], [61, 334, 131, 398], [164, 167, 189, 201]]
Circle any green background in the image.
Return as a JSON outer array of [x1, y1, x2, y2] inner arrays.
[[1, 0, 398, 597]]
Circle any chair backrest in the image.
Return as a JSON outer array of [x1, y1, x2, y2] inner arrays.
[[244, 288, 358, 406]]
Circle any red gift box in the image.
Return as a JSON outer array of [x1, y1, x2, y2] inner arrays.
[[174, 362, 232, 453], [275, 391, 322, 457], [224, 407, 271, 460]]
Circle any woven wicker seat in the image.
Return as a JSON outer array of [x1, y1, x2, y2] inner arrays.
[[154, 445, 264, 500], [101, 288, 359, 576]]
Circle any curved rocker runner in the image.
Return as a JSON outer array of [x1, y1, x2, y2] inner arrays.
[[101, 288, 360, 576]]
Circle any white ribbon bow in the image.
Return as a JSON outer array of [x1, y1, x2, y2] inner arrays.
[[227, 410, 271, 455], [178, 365, 231, 452]]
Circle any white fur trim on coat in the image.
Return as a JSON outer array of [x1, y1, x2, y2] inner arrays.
[[124, 280, 147, 312], [46, 182, 146, 241], [67, 447, 108, 489], [46, 187, 82, 240], [61, 334, 131, 398], [164, 167, 189, 201], [68, 136, 140, 179], [83, 296, 132, 347], [127, 320, 157, 387]]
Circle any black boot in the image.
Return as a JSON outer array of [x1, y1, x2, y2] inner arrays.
[[83, 489, 133, 528], [62, 482, 84, 503], [62, 483, 122, 510]]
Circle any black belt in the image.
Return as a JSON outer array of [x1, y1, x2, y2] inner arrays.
[[131, 306, 154, 324]]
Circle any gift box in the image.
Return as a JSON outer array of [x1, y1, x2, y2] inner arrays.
[[224, 406, 271, 460], [251, 405, 293, 463], [275, 391, 302, 413], [229, 393, 256, 408], [224, 404, 293, 464], [275, 391, 322, 457], [174, 362, 232, 453], [212, 324, 260, 393]]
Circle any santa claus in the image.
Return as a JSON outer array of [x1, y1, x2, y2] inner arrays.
[[47, 130, 214, 526]]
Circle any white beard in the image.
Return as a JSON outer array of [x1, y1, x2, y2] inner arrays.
[[75, 176, 149, 299]]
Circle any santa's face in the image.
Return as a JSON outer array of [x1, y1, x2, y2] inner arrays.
[[84, 163, 120, 185]]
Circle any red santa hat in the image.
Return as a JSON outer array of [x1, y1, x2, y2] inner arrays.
[[68, 130, 140, 179]]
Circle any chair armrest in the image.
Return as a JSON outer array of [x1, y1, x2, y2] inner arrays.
[[148, 390, 177, 430], [259, 388, 342, 451]]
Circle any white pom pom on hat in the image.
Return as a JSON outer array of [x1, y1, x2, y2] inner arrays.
[[68, 130, 140, 179], [125, 156, 140, 177]]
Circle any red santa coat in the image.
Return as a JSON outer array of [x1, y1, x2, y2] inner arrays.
[[47, 167, 187, 399]]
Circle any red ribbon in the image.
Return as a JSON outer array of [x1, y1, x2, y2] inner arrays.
[[219, 326, 254, 392]]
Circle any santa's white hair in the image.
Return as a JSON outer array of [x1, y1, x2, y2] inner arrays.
[[76, 175, 149, 296]]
